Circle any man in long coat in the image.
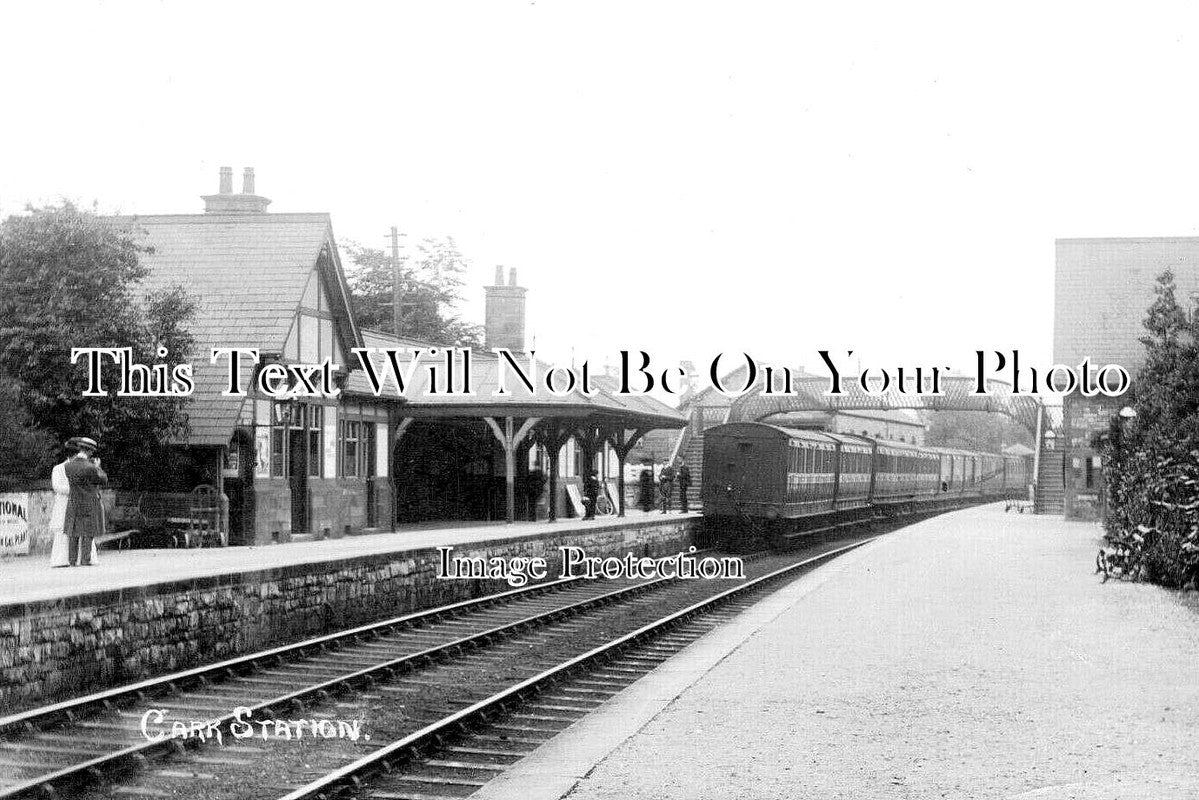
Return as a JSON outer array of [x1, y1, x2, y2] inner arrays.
[[677, 460, 692, 513], [63, 436, 107, 567]]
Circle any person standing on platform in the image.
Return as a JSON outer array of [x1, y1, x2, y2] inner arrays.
[[638, 465, 655, 512], [526, 465, 546, 521], [659, 464, 675, 514], [49, 438, 99, 567], [582, 468, 600, 520], [677, 460, 692, 513], [62, 436, 107, 567]]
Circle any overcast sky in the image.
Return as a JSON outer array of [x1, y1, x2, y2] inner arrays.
[[4, 2, 1198, 393]]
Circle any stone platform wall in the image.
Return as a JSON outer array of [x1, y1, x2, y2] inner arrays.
[[0, 517, 697, 713]]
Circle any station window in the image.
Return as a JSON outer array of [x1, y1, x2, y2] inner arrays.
[[341, 420, 361, 477], [306, 410, 326, 479], [362, 422, 377, 478]]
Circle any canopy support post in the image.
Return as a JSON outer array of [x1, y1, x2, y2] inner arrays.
[[484, 416, 541, 523]]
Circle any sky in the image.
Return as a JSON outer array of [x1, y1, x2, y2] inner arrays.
[[4, 2, 1199, 395]]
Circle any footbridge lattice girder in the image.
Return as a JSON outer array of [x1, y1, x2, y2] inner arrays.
[[727, 375, 1046, 434]]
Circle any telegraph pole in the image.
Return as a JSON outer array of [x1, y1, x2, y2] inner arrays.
[[388, 226, 405, 337]]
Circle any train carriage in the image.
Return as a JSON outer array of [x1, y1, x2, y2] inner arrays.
[[872, 439, 940, 503], [825, 432, 873, 510], [701, 422, 1032, 547], [702, 423, 846, 519]]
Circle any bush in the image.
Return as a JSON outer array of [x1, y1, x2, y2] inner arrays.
[[1098, 269, 1199, 588]]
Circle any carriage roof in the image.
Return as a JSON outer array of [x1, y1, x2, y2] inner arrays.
[[704, 422, 871, 451]]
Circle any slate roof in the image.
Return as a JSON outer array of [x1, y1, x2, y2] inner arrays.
[[109, 213, 359, 446], [348, 331, 684, 428], [107, 207, 680, 445]]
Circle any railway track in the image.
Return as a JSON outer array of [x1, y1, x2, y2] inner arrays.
[[0, 574, 652, 799], [0, 534, 875, 800], [278, 538, 873, 800]]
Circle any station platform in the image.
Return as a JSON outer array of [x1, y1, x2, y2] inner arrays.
[[1, 509, 701, 713], [478, 504, 1199, 800], [0, 509, 701, 608]]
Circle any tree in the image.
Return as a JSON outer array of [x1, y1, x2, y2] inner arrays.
[[925, 410, 1033, 451], [343, 236, 483, 347], [0, 375, 57, 491], [0, 203, 195, 489], [1134, 269, 1199, 429], [1099, 269, 1199, 587]]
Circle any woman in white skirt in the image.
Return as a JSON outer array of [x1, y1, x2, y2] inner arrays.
[[49, 439, 100, 567]]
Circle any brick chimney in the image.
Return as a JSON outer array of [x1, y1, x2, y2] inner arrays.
[[484, 266, 527, 352], [203, 166, 271, 214]]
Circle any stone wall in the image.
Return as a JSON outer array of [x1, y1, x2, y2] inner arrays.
[[252, 478, 291, 543], [0, 516, 697, 712], [251, 477, 395, 543], [308, 478, 394, 537]]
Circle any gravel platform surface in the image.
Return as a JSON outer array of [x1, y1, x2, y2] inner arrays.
[[553, 505, 1199, 799]]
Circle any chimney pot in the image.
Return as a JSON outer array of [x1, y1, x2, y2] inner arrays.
[[204, 167, 271, 214], [483, 266, 528, 352]]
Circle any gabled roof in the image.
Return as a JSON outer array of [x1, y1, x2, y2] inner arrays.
[[110, 212, 363, 446]]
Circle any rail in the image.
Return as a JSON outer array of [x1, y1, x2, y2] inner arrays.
[[0, 576, 679, 800], [277, 538, 873, 800], [0, 576, 584, 738]]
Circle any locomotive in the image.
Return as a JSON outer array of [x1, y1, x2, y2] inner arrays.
[[700, 422, 1029, 549]]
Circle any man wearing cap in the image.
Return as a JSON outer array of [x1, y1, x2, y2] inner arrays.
[[62, 437, 107, 567]]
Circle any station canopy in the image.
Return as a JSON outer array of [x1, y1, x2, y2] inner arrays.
[[346, 331, 685, 522]]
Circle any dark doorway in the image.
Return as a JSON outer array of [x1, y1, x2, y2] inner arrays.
[[394, 420, 506, 523], [225, 431, 255, 545], [365, 423, 379, 527], [289, 428, 309, 534]]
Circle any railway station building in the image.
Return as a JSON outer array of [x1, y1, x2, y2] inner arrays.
[[1051, 237, 1199, 518], [116, 168, 683, 546]]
